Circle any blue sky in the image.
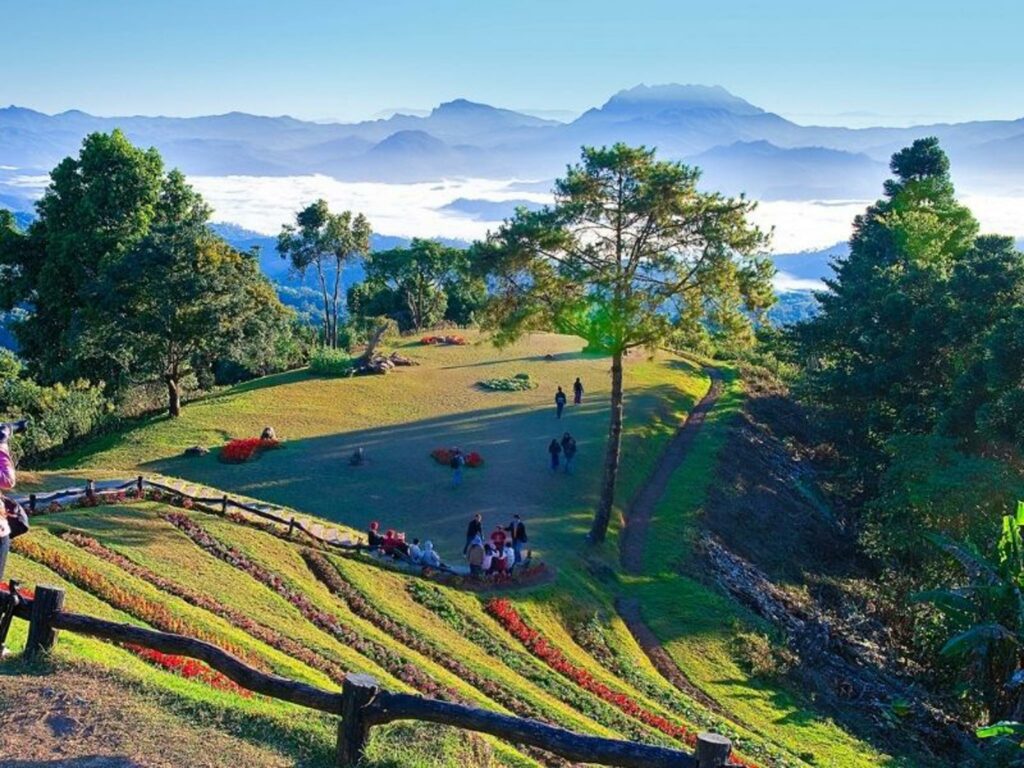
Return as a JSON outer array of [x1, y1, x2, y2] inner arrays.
[[2, 0, 1021, 125]]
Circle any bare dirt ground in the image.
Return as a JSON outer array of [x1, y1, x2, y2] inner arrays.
[[0, 664, 294, 768]]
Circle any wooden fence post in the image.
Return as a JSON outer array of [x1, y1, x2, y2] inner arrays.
[[695, 733, 732, 767], [136, 475, 144, 496], [85, 479, 95, 502], [28, 494, 36, 515], [337, 673, 379, 766], [221, 495, 228, 514], [288, 517, 296, 537], [25, 585, 65, 659]]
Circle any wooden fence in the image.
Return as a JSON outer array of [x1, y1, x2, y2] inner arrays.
[[5, 477, 737, 766], [3, 585, 735, 767], [17, 475, 365, 552]]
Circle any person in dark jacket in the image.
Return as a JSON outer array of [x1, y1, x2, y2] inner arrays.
[[554, 387, 567, 419], [464, 512, 483, 554], [573, 377, 584, 405], [561, 432, 577, 474], [505, 514, 528, 564], [548, 438, 562, 472], [366, 521, 384, 550]]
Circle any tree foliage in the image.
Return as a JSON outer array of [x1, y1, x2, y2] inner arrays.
[[0, 131, 295, 417], [475, 143, 773, 541], [277, 199, 370, 348]]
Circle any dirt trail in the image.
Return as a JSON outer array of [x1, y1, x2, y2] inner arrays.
[[619, 368, 723, 575]]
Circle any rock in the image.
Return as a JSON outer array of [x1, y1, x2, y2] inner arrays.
[[183, 445, 209, 457]]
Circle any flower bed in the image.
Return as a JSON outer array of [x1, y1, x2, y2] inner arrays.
[[430, 448, 484, 468], [487, 598, 758, 768], [127, 644, 252, 696], [164, 513, 454, 699], [61, 532, 348, 685], [479, 373, 537, 391], [219, 437, 281, 464], [302, 551, 556, 723], [420, 334, 467, 346], [13, 537, 257, 666], [406, 582, 660, 743]]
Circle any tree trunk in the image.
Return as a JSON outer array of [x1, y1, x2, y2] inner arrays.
[[167, 376, 182, 418], [590, 350, 624, 542]]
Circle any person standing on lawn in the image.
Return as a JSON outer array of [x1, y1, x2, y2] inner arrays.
[[464, 512, 483, 554], [554, 387, 567, 419], [450, 449, 466, 488], [561, 432, 577, 475], [548, 438, 562, 472], [573, 377, 584, 405], [505, 514, 528, 564]]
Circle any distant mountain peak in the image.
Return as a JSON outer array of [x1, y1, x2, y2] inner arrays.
[[601, 83, 765, 117]]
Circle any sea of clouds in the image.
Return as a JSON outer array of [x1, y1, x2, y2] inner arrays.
[[5, 171, 1022, 277]]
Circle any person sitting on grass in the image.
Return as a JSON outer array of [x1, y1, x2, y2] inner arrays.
[[490, 526, 507, 552], [421, 540, 442, 569], [467, 536, 485, 576], [502, 541, 516, 575], [367, 521, 384, 551], [408, 537, 423, 564], [492, 545, 508, 577], [260, 426, 276, 440], [482, 543, 495, 574]]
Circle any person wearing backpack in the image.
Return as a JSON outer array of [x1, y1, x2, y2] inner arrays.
[[548, 438, 562, 472], [554, 387, 567, 419], [450, 449, 466, 488], [0, 419, 28, 660], [561, 432, 577, 475]]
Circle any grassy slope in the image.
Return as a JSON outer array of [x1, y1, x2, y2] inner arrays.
[[4, 333, 895, 766]]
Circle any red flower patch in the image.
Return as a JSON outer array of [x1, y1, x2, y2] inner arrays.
[[126, 644, 251, 696], [487, 598, 758, 768], [420, 335, 467, 346], [220, 438, 281, 464], [430, 448, 484, 467]]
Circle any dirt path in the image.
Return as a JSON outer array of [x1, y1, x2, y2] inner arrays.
[[619, 367, 723, 575]]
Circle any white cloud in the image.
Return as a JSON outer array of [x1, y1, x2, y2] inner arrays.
[[4, 171, 1022, 255], [188, 175, 552, 241], [773, 272, 826, 293]]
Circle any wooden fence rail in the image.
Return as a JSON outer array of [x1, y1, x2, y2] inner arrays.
[[2, 585, 736, 767], [16, 476, 363, 553]]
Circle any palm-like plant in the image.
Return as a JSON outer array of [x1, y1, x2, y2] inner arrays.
[[917, 503, 1024, 759]]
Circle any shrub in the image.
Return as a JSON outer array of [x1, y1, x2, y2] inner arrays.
[[309, 347, 356, 376], [220, 437, 281, 463], [479, 373, 537, 391], [1, 375, 112, 465]]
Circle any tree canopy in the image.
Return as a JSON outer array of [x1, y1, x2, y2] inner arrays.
[[0, 131, 293, 416], [475, 143, 773, 541], [277, 199, 371, 348]]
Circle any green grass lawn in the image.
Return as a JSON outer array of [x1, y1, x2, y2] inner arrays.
[[54, 332, 708, 560], [9, 332, 907, 767]]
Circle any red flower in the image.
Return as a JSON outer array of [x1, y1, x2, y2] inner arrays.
[[220, 438, 281, 463], [485, 598, 759, 767]]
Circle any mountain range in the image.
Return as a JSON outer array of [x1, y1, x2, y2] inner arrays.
[[2, 84, 1022, 202]]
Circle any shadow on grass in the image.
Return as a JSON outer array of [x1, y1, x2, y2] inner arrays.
[[140, 385, 683, 558]]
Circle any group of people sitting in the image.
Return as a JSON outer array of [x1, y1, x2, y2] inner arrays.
[[464, 512, 529, 579], [364, 513, 531, 581], [366, 521, 444, 569]]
